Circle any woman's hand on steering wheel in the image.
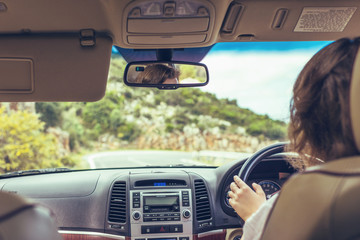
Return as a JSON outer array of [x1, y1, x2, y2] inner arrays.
[[228, 176, 266, 221]]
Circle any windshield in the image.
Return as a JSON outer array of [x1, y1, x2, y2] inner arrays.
[[0, 41, 330, 173]]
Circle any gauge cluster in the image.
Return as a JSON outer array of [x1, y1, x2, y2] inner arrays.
[[257, 180, 281, 199]]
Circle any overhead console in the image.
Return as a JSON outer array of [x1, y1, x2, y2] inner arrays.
[[122, 0, 215, 48]]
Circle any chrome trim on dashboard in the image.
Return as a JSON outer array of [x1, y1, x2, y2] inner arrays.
[[59, 230, 126, 240], [130, 188, 193, 240], [198, 229, 225, 238]]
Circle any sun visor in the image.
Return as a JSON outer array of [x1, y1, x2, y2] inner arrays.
[[0, 33, 112, 102]]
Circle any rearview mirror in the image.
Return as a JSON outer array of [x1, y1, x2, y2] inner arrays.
[[124, 61, 209, 89]]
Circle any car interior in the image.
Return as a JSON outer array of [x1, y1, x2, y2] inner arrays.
[[1, 0, 360, 240]]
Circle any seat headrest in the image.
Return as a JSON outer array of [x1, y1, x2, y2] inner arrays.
[[350, 46, 360, 152], [0, 191, 62, 240]]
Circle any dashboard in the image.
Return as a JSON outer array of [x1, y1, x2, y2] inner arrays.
[[0, 154, 295, 240]]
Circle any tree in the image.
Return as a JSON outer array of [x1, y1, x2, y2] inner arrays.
[[82, 98, 116, 139], [35, 102, 63, 128], [0, 107, 63, 173]]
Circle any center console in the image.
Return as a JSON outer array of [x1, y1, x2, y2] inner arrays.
[[130, 178, 193, 240]]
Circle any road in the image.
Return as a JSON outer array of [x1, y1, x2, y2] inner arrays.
[[84, 150, 252, 169], [84, 151, 207, 169]]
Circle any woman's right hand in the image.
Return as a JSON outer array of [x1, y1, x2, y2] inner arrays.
[[228, 175, 266, 221]]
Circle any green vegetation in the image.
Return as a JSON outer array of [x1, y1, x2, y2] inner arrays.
[[0, 55, 287, 172], [0, 107, 78, 173], [44, 56, 286, 145]]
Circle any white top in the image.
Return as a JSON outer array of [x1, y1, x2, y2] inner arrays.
[[242, 194, 279, 240]]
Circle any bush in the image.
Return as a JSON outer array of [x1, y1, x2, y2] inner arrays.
[[247, 119, 286, 140], [62, 108, 87, 151], [0, 107, 62, 173], [82, 99, 116, 139], [117, 122, 141, 141], [35, 102, 63, 128]]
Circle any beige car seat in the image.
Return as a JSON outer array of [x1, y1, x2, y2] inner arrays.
[[260, 46, 360, 240], [0, 191, 62, 240]]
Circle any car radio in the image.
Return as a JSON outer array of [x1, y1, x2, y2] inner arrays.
[[130, 189, 192, 240], [143, 194, 180, 215]]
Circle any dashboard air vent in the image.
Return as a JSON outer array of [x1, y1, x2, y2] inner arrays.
[[194, 179, 211, 221], [108, 181, 127, 223]]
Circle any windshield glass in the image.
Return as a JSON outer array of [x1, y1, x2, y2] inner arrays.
[[0, 41, 330, 173]]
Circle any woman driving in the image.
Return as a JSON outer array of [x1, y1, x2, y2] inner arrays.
[[228, 37, 360, 240]]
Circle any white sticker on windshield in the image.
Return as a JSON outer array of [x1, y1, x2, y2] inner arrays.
[[294, 7, 357, 32]]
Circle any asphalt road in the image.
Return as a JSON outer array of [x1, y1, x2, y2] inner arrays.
[[84, 150, 208, 169]]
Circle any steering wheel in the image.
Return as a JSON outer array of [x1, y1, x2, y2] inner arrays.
[[236, 142, 287, 225], [238, 142, 287, 181]]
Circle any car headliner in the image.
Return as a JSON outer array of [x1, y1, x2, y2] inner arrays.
[[3, 0, 360, 49], [1, 0, 360, 101]]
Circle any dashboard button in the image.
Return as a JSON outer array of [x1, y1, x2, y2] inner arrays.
[[179, 237, 189, 240], [141, 226, 152, 234], [153, 225, 169, 233], [133, 203, 140, 208], [132, 211, 141, 220], [182, 210, 191, 219], [169, 225, 183, 233]]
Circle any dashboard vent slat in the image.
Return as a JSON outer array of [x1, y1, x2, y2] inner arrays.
[[194, 179, 212, 221], [108, 181, 127, 223]]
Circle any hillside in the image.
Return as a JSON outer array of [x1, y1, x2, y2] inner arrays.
[[36, 56, 287, 153]]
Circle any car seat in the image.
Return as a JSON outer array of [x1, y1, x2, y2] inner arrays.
[[260, 46, 360, 240], [0, 191, 62, 240]]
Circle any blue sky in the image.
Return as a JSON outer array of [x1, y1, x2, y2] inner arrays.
[[201, 41, 331, 121], [209, 41, 330, 53]]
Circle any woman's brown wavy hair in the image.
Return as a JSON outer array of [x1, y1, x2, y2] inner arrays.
[[135, 64, 180, 84], [287, 38, 360, 171]]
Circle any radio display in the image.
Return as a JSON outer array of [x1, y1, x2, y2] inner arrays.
[[154, 182, 166, 186], [144, 196, 179, 206]]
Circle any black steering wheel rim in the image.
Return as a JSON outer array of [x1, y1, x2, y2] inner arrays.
[[238, 142, 288, 182]]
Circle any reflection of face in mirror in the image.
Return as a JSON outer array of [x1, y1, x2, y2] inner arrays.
[[163, 77, 178, 84], [135, 64, 180, 84]]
